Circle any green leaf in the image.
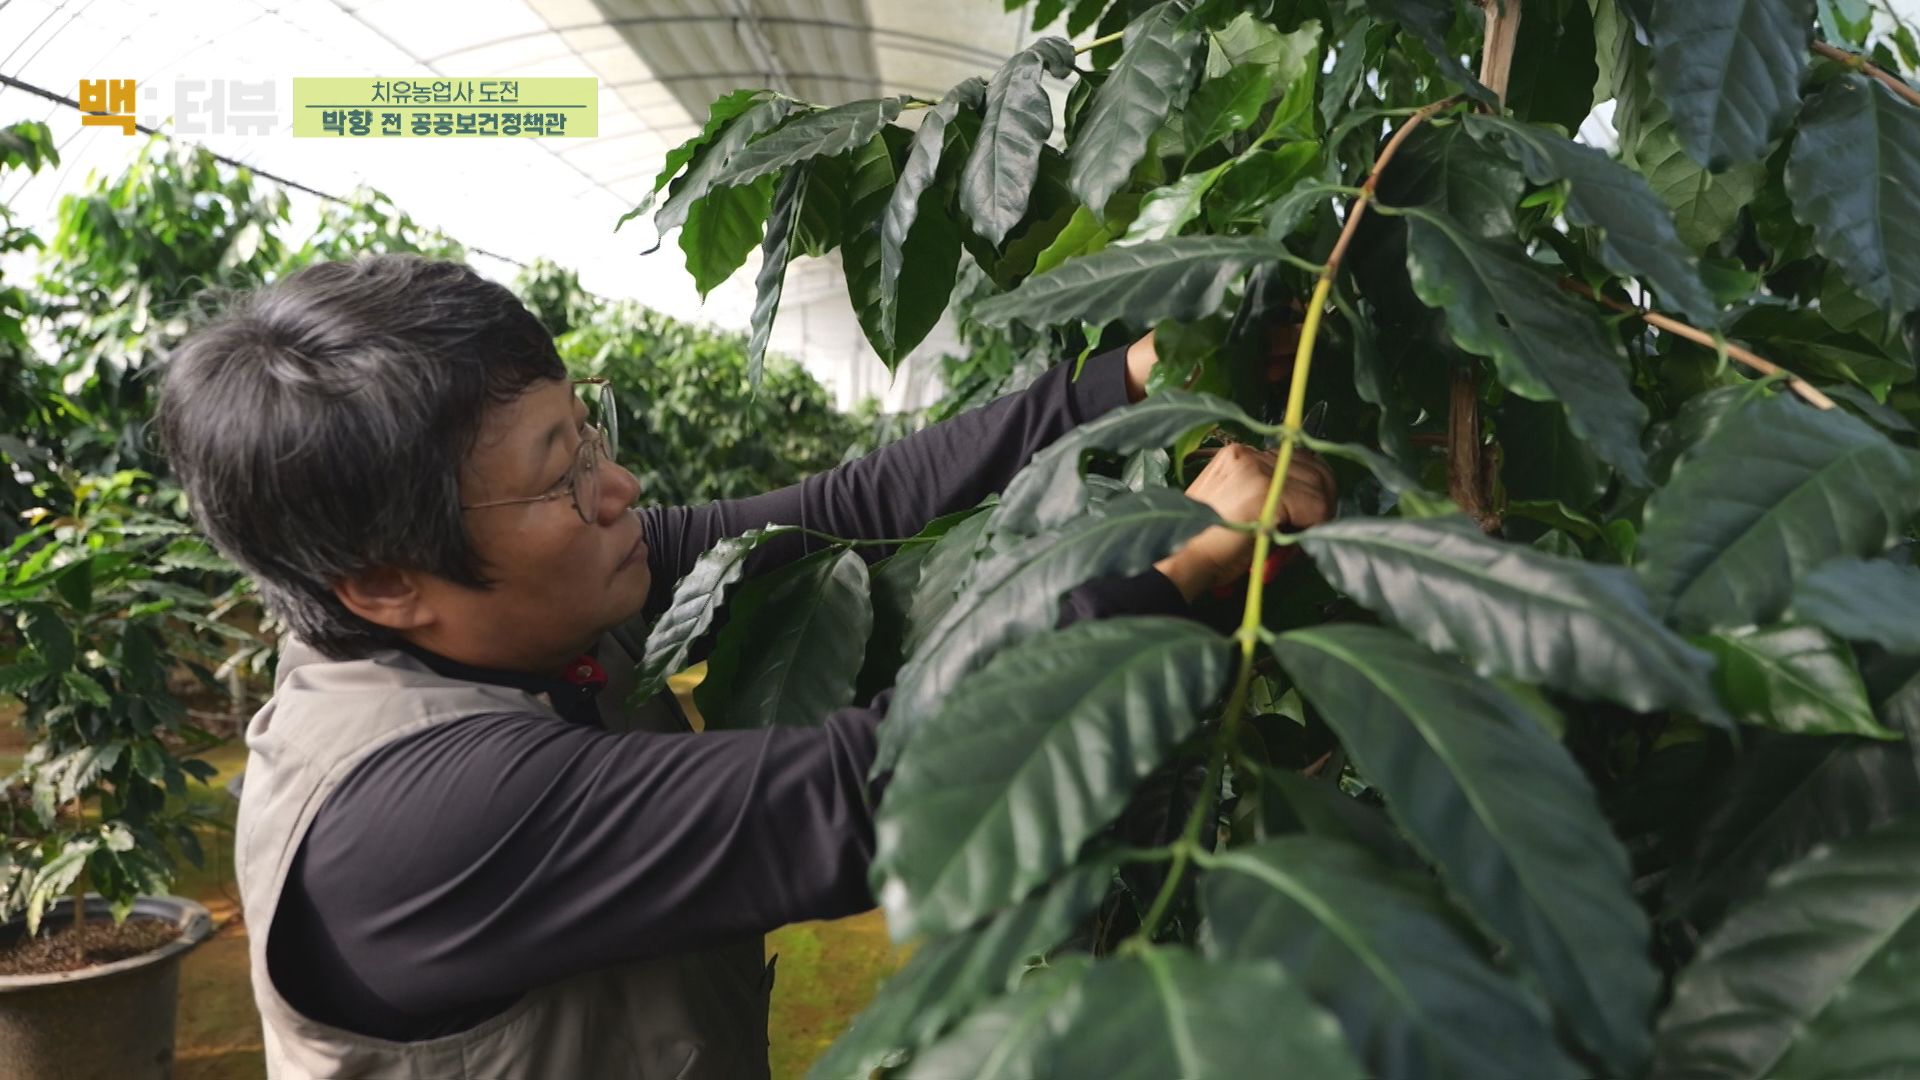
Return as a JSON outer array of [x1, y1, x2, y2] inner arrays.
[[678, 173, 774, 298], [0, 659, 50, 696], [745, 164, 805, 389], [1700, 624, 1896, 739], [1205, 141, 1321, 228], [1661, 713, 1920, 934], [1383, 124, 1527, 240], [1032, 200, 1139, 276], [1255, 768, 1424, 870], [654, 96, 794, 236], [874, 617, 1228, 938], [632, 528, 785, 704], [1202, 835, 1580, 1080], [904, 947, 1365, 1079], [879, 487, 1220, 771], [21, 602, 74, 675], [856, 508, 982, 703], [1404, 211, 1651, 485], [1295, 516, 1726, 720], [1650, 0, 1813, 169], [810, 857, 1118, 1080], [1277, 625, 1659, 1072], [1654, 817, 1920, 1079], [1467, 113, 1718, 325], [1363, 0, 1498, 105], [793, 151, 851, 257], [1787, 75, 1920, 316], [61, 670, 111, 709], [992, 390, 1260, 536], [879, 79, 986, 360], [971, 235, 1291, 334], [622, 89, 766, 230], [695, 548, 872, 731], [1624, 104, 1766, 251], [1496, 395, 1609, 511], [1114, 165, 1226, 247], [1637, 393, 1920, 631], [1068, 2, 1205, 219], [1184, 66, 1273, 154], [902, 509, 996, 659], [26, 839, 97, 936], [709, 98, 904, 191], [54, 558, 92, 612], [1505, 0, 1598, 131], [1793, 557, 1920, 654], [961, 38, 1076, 246]]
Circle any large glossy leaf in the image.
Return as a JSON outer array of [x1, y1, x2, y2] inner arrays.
[[744, 164, 804, 388], [1068, 1, 1204, 219], [1205, 141, 1321, 228], [678, 174, 774, 298], [878, 487, 1220, 772], [1383, 123, 1526, 240], [1637, 393, 1920, 631], [1650, 0, 1814, 169], [991, 390, 1258, 536], [1363, 0, 1497, 105], [904, 947, 1365, 1079], [1787, 75, 1920, 316], [1202, 835, 1580, 1080], [1294, 516, 1725, 720], [844, 128, 963, 367], [901, 508, 996, 659], [1661, 709, 1920, 936], [1184, 66, 1272, 153], [631, 528, 784, 704], [1113, 166, 1225, 247], [880, 79, 985, 353], [1700, 624, 1896, 739], [856, 507, 983, 703], [1654, 817, 1920, 1079], [707, 97, 903, 190], [874, 617, 1228, 938], [1467, 113, 1718, 324], [1506, 0, 1599, 130], [1793, 557, 1920, 654], [621, 89, 766, 229], [694, 547, 872, 730], [1624, 103, 1766, 251], [654, 96, 793, 236], [809, 857, 1117, 1079], [971, 235, 1291, 333], [1277, 625, 1659, 1072], [960, 38, 1076, 246], [1404, 211, 1651, 484]]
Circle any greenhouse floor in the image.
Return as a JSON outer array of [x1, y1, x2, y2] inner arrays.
[[1, 684, 901, 1079]]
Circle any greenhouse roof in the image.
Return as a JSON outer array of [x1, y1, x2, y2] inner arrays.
[[0, 0, 1063, 408]]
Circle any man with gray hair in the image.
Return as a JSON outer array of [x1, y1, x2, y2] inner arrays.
[[157, 253, 1333, 1077]]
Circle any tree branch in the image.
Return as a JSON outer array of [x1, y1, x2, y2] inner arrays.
[[1447, 0, 1525, 532], [1813, 40, 1920, 110], [1560, 279, 1838, 411]]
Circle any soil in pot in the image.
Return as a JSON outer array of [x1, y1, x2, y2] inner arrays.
[[0, 915, 183, 976]]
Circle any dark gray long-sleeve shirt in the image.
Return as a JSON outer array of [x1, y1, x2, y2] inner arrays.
[[266, 347, 1193, 1040]]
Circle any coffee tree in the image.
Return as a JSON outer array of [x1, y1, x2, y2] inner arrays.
[[637, 0, 1920, 1075]]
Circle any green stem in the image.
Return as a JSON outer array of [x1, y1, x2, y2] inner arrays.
[[1126, 96, 1462, 946], [1075, 30, 1125, 55]]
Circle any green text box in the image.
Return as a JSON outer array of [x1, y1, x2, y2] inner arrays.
[[293, 77, 597, 137]]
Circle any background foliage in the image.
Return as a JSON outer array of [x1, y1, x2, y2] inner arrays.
[[647, 0, 1920, 1075], [0, 125, 878, 935]]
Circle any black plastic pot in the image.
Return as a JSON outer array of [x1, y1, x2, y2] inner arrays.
[[0, 894, 212, 1079]]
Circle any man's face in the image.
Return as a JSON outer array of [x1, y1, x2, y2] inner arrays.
[[413, 376, 651, 673]]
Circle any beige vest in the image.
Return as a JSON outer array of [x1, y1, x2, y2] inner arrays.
[[234, 623, 772, 1079]]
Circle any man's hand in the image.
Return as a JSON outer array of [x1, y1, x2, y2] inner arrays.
[[1154, 443, 1337, 601], [1124, 331, 1158, 403]]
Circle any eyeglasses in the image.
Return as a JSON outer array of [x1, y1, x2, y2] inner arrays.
[[460, 378, 619, 525]]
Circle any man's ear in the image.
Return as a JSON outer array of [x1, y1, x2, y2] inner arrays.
[[334, 566, 436, 633]]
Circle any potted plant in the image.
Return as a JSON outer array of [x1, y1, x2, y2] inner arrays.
[[0, 469, 233, 1078]]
